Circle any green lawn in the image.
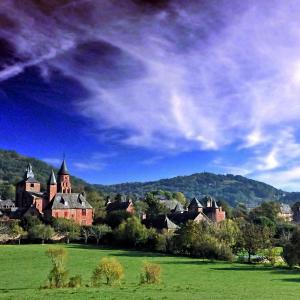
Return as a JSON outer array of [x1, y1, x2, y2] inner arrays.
[[0, 244, 299, 299]]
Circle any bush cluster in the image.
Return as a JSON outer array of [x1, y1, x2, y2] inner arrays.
[[44, 248, 161, 289]]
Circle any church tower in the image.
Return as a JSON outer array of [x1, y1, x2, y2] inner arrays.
[[16, 163, 41, 207], [57, 160, 72, 193], [47, 169, 57, 201]]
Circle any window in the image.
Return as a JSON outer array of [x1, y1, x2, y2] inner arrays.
[[64, 211, 68, 217], [30, 183, 34, 188], [82, 209, 86, 216], [55, 213, 58, 218]]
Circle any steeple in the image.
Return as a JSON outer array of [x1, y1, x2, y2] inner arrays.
[[47, 170, 57, 202], [58, 160, 69, 175], [57, 159, 72, 194], [48, 170, 57, 185], [24, 163, 34, 180]]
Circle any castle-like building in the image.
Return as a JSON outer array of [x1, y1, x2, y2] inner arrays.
[[16, 160, 93, 225]]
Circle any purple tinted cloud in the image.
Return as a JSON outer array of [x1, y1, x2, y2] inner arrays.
[[2, 0, 300, 189]]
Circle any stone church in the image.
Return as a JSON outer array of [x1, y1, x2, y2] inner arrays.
[[16, 160, 93, 225]]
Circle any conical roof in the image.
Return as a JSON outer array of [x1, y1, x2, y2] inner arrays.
[[165, 216, 179, 230], [188, 197, 203, 208], [24, 163, 34, 180], [48, 170, 57, 185], [58, 160, 69, 175]]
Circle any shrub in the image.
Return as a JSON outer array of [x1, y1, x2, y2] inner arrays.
[[140, 262, 161, 284], [45, 247, 69, 288], [264, 248, 277, 266], [91, 257, 124, 286], [69, 275, 82, 288]]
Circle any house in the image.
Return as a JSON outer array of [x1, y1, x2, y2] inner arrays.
[[106, 199, 135, 214], [144, 195, 225, 231], [143, 215, 179, 232], [16, 160, 93, 225], [278, 203, 292, 222], [0, 199, 15, 211]]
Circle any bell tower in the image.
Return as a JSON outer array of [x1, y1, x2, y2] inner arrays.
[[57, 160, 72, 194]]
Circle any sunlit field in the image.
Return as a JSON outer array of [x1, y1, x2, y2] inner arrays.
[[0, 244, 299, 299]]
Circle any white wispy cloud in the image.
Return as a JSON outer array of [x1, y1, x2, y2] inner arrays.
[[2, 1, 300, 189], [72, 162, 105, 171], [42, 158, 62, 167]]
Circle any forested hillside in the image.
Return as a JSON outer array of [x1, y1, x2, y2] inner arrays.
[[1, 149, 300, 207], [0, 150, 89, 199], [97, 173, 300, 207]]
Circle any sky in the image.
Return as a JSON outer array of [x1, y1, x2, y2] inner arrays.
[[1, 0, 300, 190]]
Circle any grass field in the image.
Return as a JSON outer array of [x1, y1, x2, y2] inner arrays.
[[0, 244, 299, 299]]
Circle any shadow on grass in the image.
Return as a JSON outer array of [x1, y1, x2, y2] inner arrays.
[[210, 266, 274, 272], [280, 278, 300, 283], [211, 265, 300, 283], [159, 260, 218, 265]]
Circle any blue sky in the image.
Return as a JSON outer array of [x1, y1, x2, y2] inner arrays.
[[1, 0, 300, 190]]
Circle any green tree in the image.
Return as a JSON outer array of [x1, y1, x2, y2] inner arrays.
[[10, 222, 27, 244], [249, 201, 280, 224], [86, 190, 106, 223], [90, 224, 111, 245], [238, 223, 273, 263], [216, 219, 240, 248], [29, 224, 54, 244], [81, 226, 92, 244], [0, 184, 15, 199], [115, 217, 149, 247], [145, 193, 168, 216], [53, 218, 80, 244], [173, 192, 187, 206], [105, 210, 131, 229], [282, 226, 300, 267]]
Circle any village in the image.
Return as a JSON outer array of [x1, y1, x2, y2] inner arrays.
[[0, 160, 300, 242]]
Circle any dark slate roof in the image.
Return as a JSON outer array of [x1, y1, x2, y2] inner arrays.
[[168, 211, 210, 224], [0, 199, 15, 209], [106, 200, 132, 212], [58, 160, 69, 175], [49, 193, 93, 209], [20, 163, 39, 183], [172, 203, 184, 213], [201, 196, 218, 207], [48, 170, 57, 185], [160, 199, 180, 210], [24, 177, 39, 183], [188, 197, 203, 208], [26, 191, 45, 198], [143, 215, 179, 230]]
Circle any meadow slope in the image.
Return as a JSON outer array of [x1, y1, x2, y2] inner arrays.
[[0, 244, 299, 300]]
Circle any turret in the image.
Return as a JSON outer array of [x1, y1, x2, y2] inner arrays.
[[57, 160, 72, 193], [47, 170, 57, 201]]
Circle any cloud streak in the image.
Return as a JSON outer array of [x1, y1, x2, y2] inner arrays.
[[2, 0, 300, 189]]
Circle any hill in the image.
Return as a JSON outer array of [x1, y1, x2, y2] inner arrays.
[[1, 149, 300, 207], [97, 173, 300, 207]]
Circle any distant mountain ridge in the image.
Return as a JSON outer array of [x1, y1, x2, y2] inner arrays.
[[97, 173, 299, 207], [1, 149, 300, 207]]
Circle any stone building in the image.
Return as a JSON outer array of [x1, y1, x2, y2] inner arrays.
[[15, 160, 93, 225], [144, 195, 226, 231]]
